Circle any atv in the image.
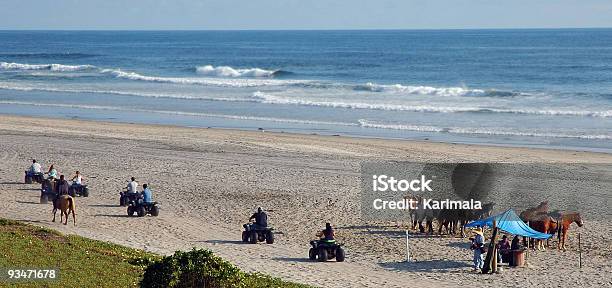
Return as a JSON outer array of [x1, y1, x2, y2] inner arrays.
[[68, 182, 89, 197], [25, 171, 44, 184], [309, 239, 345, 262], [119, 189, 140, 206], [126, 195, 159, 217], [241, 222, 274, 244]]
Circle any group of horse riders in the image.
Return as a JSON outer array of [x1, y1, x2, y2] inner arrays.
[[28, 159, 84, 195]]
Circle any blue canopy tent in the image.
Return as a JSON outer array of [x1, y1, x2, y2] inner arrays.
[[465, 209, 552, 239]]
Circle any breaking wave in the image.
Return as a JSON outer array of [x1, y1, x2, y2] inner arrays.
[[195, 65, 288, 78]]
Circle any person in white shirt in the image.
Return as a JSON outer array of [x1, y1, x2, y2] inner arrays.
[[127, 177, 138, 194], [29, 159, 42, 174], [71, 171, 83, 188]]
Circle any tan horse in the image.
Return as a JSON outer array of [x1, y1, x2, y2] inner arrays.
[[557, 212, 583, 251], [528, 214, 558, 250], [52, 195, 76, 225]]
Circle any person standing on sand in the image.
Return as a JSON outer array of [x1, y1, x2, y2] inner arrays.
[[470, 228, 485, 272]]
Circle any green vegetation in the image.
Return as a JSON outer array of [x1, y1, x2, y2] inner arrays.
[[0, 219, 311, 288]]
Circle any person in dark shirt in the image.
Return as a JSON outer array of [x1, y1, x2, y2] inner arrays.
[[249, 207, 268, 228], [57, 175, 70, 195]]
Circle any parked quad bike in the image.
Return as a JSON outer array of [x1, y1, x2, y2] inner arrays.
[[126, 195, 159, 217], [309, 239, 345, 262], [25, 171, 44, 184], [241, 222, 274, 244]]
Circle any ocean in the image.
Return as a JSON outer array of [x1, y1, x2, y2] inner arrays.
[[0, 29, 610, 152]]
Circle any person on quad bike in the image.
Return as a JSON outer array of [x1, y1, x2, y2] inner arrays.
[[29, 159, 42, 174], [127, 177, 138, 194], [57, 175, 70, 195], [47, 165, 58, 179], [142, 184, 153, 203], [317, 223, 335, 241], [249, 207, 268, 229], [71, 171, 83, 189]]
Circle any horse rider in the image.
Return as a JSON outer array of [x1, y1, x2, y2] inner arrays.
[[57, 175, 70, 196]]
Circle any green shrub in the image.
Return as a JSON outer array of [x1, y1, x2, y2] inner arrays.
[[140, 248, 244, 288]]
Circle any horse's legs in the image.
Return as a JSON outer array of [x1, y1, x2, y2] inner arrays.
[[71, 209, 76, 226], [52, 208, 56, 222]]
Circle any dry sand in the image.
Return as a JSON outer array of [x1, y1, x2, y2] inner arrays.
[[0, 115, 610, 287]]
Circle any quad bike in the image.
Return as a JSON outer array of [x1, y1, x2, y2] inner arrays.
[[241, 222, 274, 244], [40, 178, 58, 204], [309, 239, 345, 262], [25, 171, 45, 184], [68, 182, 89, 197], [119, 189, 140, 206], [126, 194, 159, 217]]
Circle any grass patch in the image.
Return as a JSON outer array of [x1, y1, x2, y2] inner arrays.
[[0, 219, 312, 288]]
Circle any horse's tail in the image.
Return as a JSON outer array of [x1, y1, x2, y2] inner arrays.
[[68, 197, 76, 225], [557, 219, 562, 243]]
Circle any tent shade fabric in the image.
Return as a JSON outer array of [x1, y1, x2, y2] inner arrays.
[[465, 209, 552, 239]]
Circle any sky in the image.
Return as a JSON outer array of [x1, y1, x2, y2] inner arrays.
[[1, 0, 611, 30]]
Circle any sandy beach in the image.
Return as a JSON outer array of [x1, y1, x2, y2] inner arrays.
[[0, 114, 610, 287]]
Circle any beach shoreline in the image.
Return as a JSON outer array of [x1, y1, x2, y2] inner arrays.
[[0, 114, 610, 287]]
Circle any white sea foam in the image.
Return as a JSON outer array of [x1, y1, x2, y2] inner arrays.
[[358, 119, 611, 140], [356, 82, 486, 97], [101, 69, 305, 87], [195, 65, 278, 78], [0, 62, 95, 71], [252, 91, 612, 117]]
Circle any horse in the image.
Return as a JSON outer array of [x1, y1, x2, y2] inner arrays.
[[519, 201, 549, 222], [556, 212, 583, 251], [404, 195, 437, 234], [528, 214, 558, 250], [437, 202, 495, 237], [520, 201, 549, 248], [52, 194, 76, 225]]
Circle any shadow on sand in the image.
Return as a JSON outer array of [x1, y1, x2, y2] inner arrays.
[[16, 200, 39, 205], [198, 239, 245, 245], [89, 204, 119, 208], [380, 259, 471, 273], [0, 181, 23, 185], [93, 214, 129, 218], [17, 188, 40, 191], [272, 257, 313, 263]]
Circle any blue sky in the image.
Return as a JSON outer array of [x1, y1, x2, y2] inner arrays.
[[1, 0, 611, 30]]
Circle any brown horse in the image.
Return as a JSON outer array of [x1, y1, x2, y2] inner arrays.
[[437, 202, 495, 237], [52, 195, 76, 225], [528, 214, 558, 250], [557, 212, 583, 250], [404, 195, 436, 234], [520, 201, 549, 248]]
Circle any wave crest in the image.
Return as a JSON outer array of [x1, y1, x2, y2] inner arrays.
[[195, 65, 281, 78], [0, 62, 95, 72]]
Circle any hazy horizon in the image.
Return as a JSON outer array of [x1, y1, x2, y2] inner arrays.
[[1, 0, 612, 30]]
